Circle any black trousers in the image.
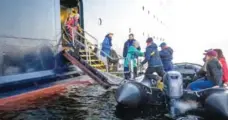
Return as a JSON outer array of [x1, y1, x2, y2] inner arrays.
[[124, 67, 137, 79], [145, 66, 165, 81]]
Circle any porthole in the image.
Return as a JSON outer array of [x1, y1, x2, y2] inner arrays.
[[98, 18, 102, 25], [129, 28, 131, 33]]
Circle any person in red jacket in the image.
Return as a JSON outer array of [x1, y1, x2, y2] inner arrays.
[[65, 8, 80, 41], [214, 49, 228, 86]]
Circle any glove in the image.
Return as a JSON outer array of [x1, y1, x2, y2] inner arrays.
[[157, 80, 164, 91], [151, 52, 155, 56]]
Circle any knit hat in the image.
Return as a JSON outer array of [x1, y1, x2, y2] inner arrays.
[[159, 42, 167, 47], [146, 37, 153, 43]]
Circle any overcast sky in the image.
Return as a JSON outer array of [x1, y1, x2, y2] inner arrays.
[[164, 0, 228, 64], [84, 0, 228, 65]]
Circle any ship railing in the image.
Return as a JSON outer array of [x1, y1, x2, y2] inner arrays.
[[62, 26, 130, 76]]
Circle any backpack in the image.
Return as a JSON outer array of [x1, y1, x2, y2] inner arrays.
[[108, 49, 119, 64]]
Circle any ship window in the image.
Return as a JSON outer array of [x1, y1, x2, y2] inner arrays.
[[142, 6, 145, 11]]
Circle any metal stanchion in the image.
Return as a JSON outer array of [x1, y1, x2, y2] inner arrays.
[[130, 60, 134, 80]]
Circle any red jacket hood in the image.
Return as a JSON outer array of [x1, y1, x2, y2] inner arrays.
[[219, 58, 228, 83]]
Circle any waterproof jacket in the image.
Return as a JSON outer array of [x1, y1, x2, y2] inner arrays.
[[123, 39, 141, 58], [219, 58, 228, 83], [101, 35, 112, 57], [206, 58, 223, 86], [159, 47, 173, 71], [124, 46, 144, 67], [141, 43, 163, 67]]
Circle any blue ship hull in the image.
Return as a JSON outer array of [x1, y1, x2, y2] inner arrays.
[[0, 0, 87, 106]]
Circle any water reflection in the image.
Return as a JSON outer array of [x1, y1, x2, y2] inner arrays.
[[0, 85, 217, 120]]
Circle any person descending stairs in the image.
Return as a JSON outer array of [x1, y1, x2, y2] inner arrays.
[[60, 7, 120, 73]]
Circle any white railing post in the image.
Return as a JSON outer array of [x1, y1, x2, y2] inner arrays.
[[130, 59, 134, 80], [85, 41, 89, 62], [72, 27, 75, 47], [88, 44, 91, 65]]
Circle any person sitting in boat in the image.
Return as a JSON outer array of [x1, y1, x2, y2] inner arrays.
[[188, 50, 223, 91], [159, 42, 173, 72], [140, 37, 164, 81], [123, 34, 141, 79], [214, 49, 228, 87], [124, 41, 144, 79], [195, 49, 213, 79]]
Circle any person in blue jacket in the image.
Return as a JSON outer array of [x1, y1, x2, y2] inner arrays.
[[141, 37, 164, 80], [159, 42, 174, 72], [123, 34, 141, 79], [100, 33, 113, 69], [100, 33, 113, 57]]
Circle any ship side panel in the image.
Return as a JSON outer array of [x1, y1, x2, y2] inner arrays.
[[0, 0, 61, 76]]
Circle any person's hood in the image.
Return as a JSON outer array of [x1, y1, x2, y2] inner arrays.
[[147, 43, 157, 49], [105, 34, 112, 40], [219, 57, 226, 63], [165, 47, 173, 54]]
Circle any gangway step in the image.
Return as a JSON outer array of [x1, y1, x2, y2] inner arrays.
[[80, 54, 96, 57], [90, 64, 105, 67], [62, 50, 111, 89], [85, 59, 102, 62], [79, 50, 94, 53]]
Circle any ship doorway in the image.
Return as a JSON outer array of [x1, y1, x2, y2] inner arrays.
[[60, 0, 83, 43], [60, 0, 81, 27], [59, 0, 82, 65]]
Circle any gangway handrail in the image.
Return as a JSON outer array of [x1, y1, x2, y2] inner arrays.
[[75, 31, 122, 60], [64, 25, 123, 60], [62, 27, 120, 73], [61, 27, 114, 88], [81, 28, 99, 44], [62, 26, 141, 75], [82, 29, 124, 59]]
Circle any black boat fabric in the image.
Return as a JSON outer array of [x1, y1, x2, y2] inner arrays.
[[205, 91, 228, 118]]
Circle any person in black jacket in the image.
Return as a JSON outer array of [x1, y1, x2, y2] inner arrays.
[[188, 50, 223, 91], [123, 34, 141, 79]]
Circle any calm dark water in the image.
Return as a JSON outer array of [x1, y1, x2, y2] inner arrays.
[[0, 85, 217, 120]]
